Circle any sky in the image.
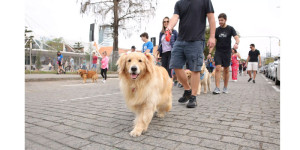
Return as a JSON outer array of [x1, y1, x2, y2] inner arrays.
[[25, 0, 280, 59]]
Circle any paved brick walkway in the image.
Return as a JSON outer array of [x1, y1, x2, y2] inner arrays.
[[25, 73, 280, 150]]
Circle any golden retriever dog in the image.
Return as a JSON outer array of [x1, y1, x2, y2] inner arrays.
[[117, 52, 172, 137], [197, 63, 211, 95], [77, 69, 98, 83], [211, 67, 225, 82], [184, 70, 192, 86]]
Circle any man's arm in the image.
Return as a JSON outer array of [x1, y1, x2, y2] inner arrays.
[[207, 13, 216, 49], [245, 55, 250, 67], [145, 49, 150, 53], [258, 55, 262, 67], [233, 35, 240, 49], [166, 14, 179, 32]]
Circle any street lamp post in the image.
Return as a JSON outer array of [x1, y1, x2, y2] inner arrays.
[[25, 28, 33, 74]]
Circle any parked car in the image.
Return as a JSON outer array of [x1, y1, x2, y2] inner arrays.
[[264, 65, 269, 76], [267, 63, 275, 79], [272, 60, 279, 81], [259, 66, 264, 73], [275, 58, 280, 85]]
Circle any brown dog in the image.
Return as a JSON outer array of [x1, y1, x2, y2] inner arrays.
[[77, 69, 98, 83], [117, 52, 172, 137]]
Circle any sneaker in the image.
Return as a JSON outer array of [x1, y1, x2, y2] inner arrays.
[[178, 90, 191, 103], [223, 87, 229, 94], [232, 80, 237, 82], [248, 78, 252, 82], [253, 80, 255, 83], [178, 83, 183, 88], [186, 95, 197, 108], [213, 88, 221, 95], [174, 81, 178, 86]]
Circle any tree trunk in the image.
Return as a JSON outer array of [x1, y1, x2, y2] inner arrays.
[[112, 0, 119, 71]]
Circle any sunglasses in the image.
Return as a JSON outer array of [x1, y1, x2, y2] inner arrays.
[[163, 21, 169, 23]]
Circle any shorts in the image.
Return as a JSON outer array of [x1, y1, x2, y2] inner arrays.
[[214, 50, 231, 67], [169, 40, 204, 72], [91, 64, 97, 69], [247, 62, 258, 71], [57, 61, 62, 66]]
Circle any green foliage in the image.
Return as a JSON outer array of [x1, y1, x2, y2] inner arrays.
[[35, 52, 42, 70], [264, 57, 274, 65], [46, 37, 64, 51]]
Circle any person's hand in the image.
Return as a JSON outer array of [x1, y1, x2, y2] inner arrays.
[[234, 43, 238, 50], [207, 54, 212, 60], [245, 63, 247, 67], [259, 63, 262, 67], [207, 37, 216, 49], [166, 26, 173, 34]]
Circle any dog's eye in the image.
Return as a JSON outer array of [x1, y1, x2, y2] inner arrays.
[[139, 60, 142, 62], [128, 59, 131, 62]]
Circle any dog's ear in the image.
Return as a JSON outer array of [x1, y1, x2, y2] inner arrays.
[[116, 53, 127, 74], [145, 53, 154, 74]]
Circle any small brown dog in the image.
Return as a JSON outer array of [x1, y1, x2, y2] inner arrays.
[[77, 69, 98, 83]]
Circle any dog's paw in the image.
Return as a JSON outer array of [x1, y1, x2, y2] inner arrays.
[[156, 113, 165, 118], [129, 130, 142, 137]]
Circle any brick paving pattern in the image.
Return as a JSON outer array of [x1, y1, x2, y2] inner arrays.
[[25, 73, 280, 150]]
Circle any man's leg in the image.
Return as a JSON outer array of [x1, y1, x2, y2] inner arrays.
[[215, 65, 222, 88], [223, 67, 230, 88], [174, 69, 191, 91], [253, 71, 257, 80], [190, 71, 200, 96]]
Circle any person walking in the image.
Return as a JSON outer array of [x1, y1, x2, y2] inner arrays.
[[92, 52, 98, 72], [246, 44, 262, 83], [231, 48, 241, 82], [100, 51, 109, 83], [48, 61, 52, 71], [239, 60, 243, 76], [56, 51, 65, 74], [207, 13, 240, 94], [243, 60, 247, 76], [158, 16, 178, 78], [140, 32, 154, 55], [82, 58, 87, 70], [70, 57, 74, 72], [167, 0, 216, 108]]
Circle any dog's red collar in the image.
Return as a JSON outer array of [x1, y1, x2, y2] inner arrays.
[[132, 88, 135, 92]]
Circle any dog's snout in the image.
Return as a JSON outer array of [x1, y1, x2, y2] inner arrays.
[[131, 66, 137, 72]]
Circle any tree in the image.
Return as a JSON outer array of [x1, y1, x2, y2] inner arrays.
[[80, 0, 158, 68], [35, 51, 42, 70], [46, 37, 64, 51]]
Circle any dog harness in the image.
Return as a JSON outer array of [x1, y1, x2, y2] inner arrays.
[[200, 72, 205, 80]]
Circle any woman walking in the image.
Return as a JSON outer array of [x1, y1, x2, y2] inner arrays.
[[157, 16, 178, 78], [101, 51, 109, 83], [231, 48, 241, 82]]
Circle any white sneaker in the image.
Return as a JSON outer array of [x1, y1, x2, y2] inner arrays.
[[102, 80, 106, 83], [233, 80, 237, 82]]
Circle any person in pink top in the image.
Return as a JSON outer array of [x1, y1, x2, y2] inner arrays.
[[101, 51, 109, 83], [231, 48, 241, 82], [92, 52, 98, 72]]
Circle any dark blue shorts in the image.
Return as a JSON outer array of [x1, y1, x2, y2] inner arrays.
[[169, 41, 204, 72]]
